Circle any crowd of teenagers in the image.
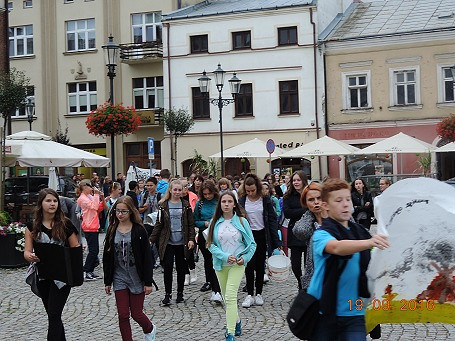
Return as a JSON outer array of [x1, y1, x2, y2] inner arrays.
[[24, 168, 392, 341]]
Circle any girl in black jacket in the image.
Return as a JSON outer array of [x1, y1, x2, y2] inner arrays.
[[283, 170, 308, 290], [103, 196, 156, 341], [238, 173, 281, 308], [351, 178, 374, 230]]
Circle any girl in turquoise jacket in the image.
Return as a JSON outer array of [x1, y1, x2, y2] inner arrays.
[[206, 191, 256, 341]]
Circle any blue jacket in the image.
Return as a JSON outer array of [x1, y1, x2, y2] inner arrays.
[[193, 198, 218, 231], [208, 214, 257, 271], [156, 180, 169, 194]]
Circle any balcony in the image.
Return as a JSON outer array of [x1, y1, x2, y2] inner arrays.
[[138, 108, 164, 126], [119, 41, 163, 64]]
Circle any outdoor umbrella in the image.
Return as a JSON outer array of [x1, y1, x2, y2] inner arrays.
[[352, 132, 435, 155], [209, 138, 285, 158], [4, 131, 110, 167], [434, 141, 455, 153], [280, 135, 359, 157]]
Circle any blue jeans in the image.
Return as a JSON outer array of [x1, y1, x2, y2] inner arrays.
[[310, 315, 366, 341], [83, 232, 99, 273]]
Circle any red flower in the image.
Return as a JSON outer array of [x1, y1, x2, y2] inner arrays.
[[85, 101, 141, 137], [437, 114, 455, 142]]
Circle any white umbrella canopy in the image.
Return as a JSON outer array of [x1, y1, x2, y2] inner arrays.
[[353, 132, 435, 155], [4, 131, 110, 167], [280, 135, 360, 157], [209, 138, 285, 158], [434, 141, 455, 152]]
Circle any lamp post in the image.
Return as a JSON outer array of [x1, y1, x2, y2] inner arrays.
[[25, 97, 35, 131], [198, 64, 241, 177], [102, 35, 120, 179]]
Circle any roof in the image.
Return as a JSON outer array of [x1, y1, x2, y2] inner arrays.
[[163, 0, 312, 21], [326, 0, 455, 41]]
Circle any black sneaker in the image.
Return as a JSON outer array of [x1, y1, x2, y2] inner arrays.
[[242, 285, 248, 293], [200, 282, 211, 292], [85, 272, 98, 281], [162, 294, 171, 306], [176, 292, 184, 303]]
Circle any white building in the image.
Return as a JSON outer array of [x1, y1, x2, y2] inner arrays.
[[162, 0, 352, 179]]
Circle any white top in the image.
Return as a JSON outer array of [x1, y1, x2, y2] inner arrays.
[[217, 219, 244, 266], [245, 197, 265, 231]]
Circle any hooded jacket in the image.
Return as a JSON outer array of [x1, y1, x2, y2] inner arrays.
[[208, 214, 257, 271], [156, 180, 169, 194], [149, 198, 196, 261]]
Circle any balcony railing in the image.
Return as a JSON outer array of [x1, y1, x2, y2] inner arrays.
[[138, 108, 164, 126], [119, 41, 163, 64]]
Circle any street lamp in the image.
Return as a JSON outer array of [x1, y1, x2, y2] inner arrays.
[[25, 97, 35, 131], [102, 35, 120, 179], [198, 64, 241, 176]]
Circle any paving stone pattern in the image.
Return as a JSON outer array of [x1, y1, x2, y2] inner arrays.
[[1, 233, 454, 340]]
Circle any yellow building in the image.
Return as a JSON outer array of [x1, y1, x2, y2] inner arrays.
[[6, 0, 201, 177], [322, 0, 455, 181]]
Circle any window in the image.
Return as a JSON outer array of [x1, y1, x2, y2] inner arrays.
[[279, 80, 299, 115], [133, 77, 164, 109], [232, 31, 251, 50], [9, 25, 33, 57], [64, 0, 74, 3], [442, 66, 454, 102], [132, 12, 162, 43], [13, 86, 34, 118], [235, 83, 253, 117], [8, 2, 13, 10], [190, 35, 208, 53], [67, 81, 97, 113], [192, 87, 210, 118], [23, 0, 32, 8], [391, 68, 419, 106], [342, 71, 372, 110], [278, 26, 297, 46], [66, 19, 95, 52]]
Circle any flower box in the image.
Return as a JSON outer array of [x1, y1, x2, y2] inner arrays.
[[0, 233, 27, 268]]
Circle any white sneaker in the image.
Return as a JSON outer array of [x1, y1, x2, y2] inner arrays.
[[242, 295, 255, 308], [144, 323, 156, 341], [210, 292, 216, 301], [255, 294, 264, 306], [190, 269, 197, 284], [184, 274, 190, 286], [212, 292, 222, 304], [263, 273, 270, 283]]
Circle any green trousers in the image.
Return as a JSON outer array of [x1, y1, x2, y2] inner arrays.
[[215, 264, 245, 334]]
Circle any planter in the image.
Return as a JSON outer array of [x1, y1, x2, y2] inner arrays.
[[0, 233, 28, 268]]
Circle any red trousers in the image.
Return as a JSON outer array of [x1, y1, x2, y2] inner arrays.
[[114, 289, 153, 341], [280, 226, 289, 256]]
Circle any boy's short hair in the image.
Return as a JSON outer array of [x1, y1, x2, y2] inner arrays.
[[321, 178, 351, 202], [146, 177, 157, 185], [160, 169, 171, 179], [128, 180, 138, 190]]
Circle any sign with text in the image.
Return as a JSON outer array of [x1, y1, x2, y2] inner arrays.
[[148, 137, 154, 160]]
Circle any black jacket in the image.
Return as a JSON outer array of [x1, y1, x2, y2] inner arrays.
[[103, 223, 154, 287], [283, 190, 307, 248], [238, 195, 281, 255], [126, 190, 139, 209], [351, 190, 374, 222]]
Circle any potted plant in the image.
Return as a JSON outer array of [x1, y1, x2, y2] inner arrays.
[[0, 219, 28, 268], [85, 101, 141, 137], [436, 114, 455, 143]]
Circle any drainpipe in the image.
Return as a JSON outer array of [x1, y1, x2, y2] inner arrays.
[[165, 22, 175, 176], [310, 7, 322, 180]]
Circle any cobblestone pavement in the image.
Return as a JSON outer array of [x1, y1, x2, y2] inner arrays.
[[1, 234, 454, 340]]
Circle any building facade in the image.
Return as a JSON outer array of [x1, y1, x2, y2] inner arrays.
[[6, 0, 201, 177], [161, 0, 352, 179], [323, 0, 455, 182]]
